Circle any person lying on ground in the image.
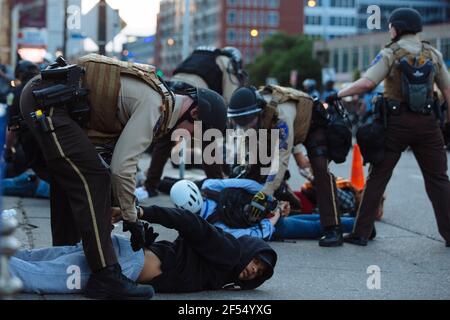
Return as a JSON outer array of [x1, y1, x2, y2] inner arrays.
[[9, 205, 277, 295], [132, 178, 359, 241]]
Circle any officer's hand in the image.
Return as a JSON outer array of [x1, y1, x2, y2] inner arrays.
[[111, 207, 123, 224], [325, 92, 340, 105], [444, 122, 450, 145], [143, 223, 159, 248], [123, 219, 146, 252], [249, 192, 271, 223]]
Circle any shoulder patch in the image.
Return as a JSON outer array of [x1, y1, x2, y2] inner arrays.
[[369, 53, 383, 68], [276, 121, 289, 151]]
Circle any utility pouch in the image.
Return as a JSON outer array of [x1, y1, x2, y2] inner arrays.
[[386, 100, 402, 116]]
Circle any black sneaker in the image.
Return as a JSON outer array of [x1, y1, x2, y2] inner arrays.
[[343, 233, 368, 246], [85, 264, 154, 300], [319, 226, 343, 247]]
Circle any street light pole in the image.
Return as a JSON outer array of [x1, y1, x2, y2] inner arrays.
[[62, 0, 69, 57], [182, 0, 191, 60], [98, 0, 107, 55]]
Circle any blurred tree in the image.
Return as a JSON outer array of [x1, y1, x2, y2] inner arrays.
[[353, 69, 361, 81], [247, 33, 322, 88]]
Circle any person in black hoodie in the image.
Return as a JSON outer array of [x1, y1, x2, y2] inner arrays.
[[9, 205, 277, 296]]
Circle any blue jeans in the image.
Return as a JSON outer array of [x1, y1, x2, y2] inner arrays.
[[9, 235, 144, 294], [273, 214, 355, 239]]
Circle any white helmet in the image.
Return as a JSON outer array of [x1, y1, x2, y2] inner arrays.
[[170, 180, 203, 214]]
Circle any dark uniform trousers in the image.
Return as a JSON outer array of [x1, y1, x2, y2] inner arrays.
[[146, 135, 224, 192], [21, 80, 118, 271], [304, 115, 341, 228], [354, 108, 450, 242]]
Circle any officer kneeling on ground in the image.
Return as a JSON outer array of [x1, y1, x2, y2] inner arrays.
[[329, 8, 450, 247], [20, 54, 227, 299], [227, 85, 352, 247]]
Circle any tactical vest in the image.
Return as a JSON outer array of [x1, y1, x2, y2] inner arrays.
[[77, 54, 174, 142], [259, 85, 314, 145], [384, 41, 441, 103], [173, 49, 223, 95]]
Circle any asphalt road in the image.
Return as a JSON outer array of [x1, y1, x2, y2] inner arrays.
[[6, 148, 450, 300]]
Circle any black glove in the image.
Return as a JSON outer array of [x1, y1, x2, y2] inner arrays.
[[3, 147, 15, 163], [248, 192, 271, 224], [325, 92, 340, 105], [143, 223, 159, 248], [444, 122, 450, 146], [123, 219, 146, 252]]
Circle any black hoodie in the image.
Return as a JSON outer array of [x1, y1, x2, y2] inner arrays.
[[141, 206, 277, 293]]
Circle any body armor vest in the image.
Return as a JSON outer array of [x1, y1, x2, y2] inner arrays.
[[173, 50, 223, 95], [384, 41, 440, 105], [78, 54, 174, 142]]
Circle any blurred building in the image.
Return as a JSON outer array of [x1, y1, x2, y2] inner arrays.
[[314, 22, 450, 82], [304, 0, 449, 40], [156, 0, 304, 75], [122, 35, 156, 65], [0, 0, 84, 66]]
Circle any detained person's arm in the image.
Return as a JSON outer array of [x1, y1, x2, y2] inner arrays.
[[141, 206, 241, 269], [202, 178, 263, 194]]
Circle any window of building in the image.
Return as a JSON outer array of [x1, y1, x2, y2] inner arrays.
[[227, 0, 237, 6], [442, 38, 450, 63], [267, 12, 279, 27], [268, 0, 279, 9], [342, 48, 349, 73], [227, 29, 236, 44], [227, 10, 237, 25], [306, 15, 322, 25], [333, 49, 339, 72], [362, 46, 370, 70], [330, 0, 355, 7], [352, 47, 359, 71]]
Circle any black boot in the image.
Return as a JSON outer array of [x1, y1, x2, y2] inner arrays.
[[343, 233, 368, 246], [85, 264, 154, 300], [446, 242, 450, 248], [319, 226, 343, 247], [369, 226, 376, 240]]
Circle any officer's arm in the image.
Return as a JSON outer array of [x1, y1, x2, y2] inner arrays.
[[339, 49, 392, 98], [261, 108, 295, 196], [338, 78, 377, 98], [110, 89, 163, 222], [434, 51, 450, 122]]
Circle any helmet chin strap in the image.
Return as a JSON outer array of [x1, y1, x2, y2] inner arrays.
[[173, 99, 196, 130]]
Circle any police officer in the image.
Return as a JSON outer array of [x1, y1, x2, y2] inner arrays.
[[331, 8, 450, 247], [20, 54, 227, 299], [228, 85, 350, 247], [145, 46, 248, 196], [4, 60, 47, 180]]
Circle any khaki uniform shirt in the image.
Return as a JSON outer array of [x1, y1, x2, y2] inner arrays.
[[111, 75, 182, 222], [260, 95, 297, 196], [170, 55, 240, 103], [364, 34, 450, 91]]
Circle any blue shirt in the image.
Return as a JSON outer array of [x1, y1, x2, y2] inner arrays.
[[200, 179, 275, 240]]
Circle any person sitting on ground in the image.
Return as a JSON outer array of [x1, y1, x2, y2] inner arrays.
[[162, 179, 363, 241], [9, 205, 277, 295]]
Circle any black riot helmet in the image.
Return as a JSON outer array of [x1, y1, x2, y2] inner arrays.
[[221, 47, 249, 86], [389, 8, 423, 38], [228, 86, 265, 128], [14, 60, 40, 82], [184, 87, 228, 133]]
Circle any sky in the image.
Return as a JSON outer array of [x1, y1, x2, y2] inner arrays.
[[81, 0, 160, 51]]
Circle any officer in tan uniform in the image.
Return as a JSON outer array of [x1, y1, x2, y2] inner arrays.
[[227, 85, 350, 247], [145, 47, 247, 196], [20, 54, 227, 299], [331, 8, 450, 247]]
